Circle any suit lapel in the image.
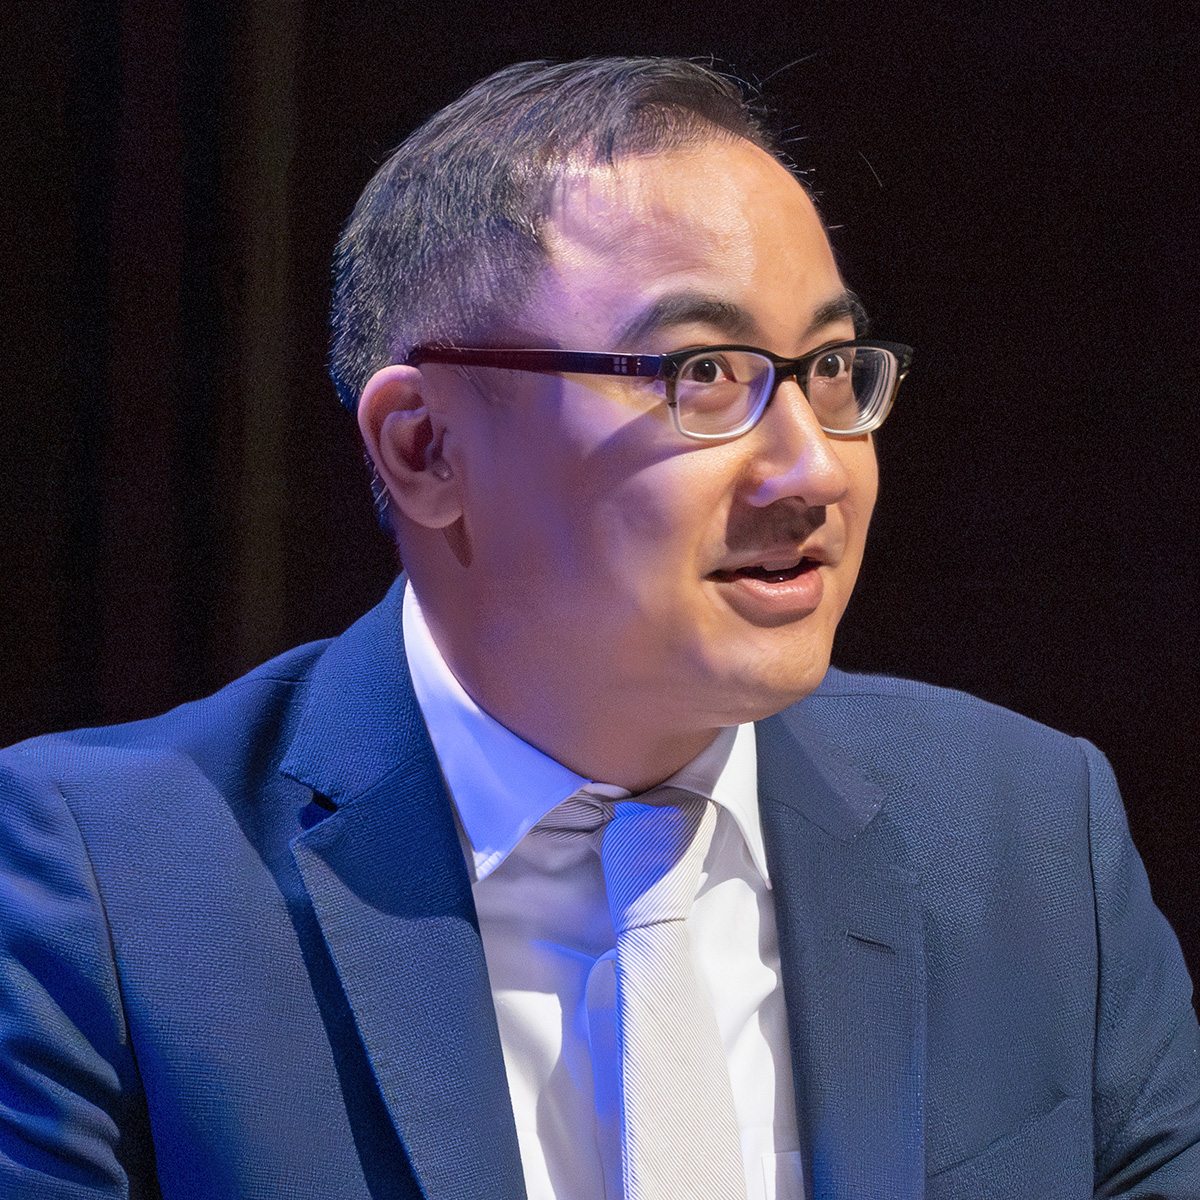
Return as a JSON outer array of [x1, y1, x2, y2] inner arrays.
[[282, 580, 526, 1200], [757, 703, 927, 1200]]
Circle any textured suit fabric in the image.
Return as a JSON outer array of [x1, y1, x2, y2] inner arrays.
[[1, 577, 1198, 1199]]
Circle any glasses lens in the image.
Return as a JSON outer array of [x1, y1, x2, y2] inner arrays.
[[805, 346, 896, 432], [673, 350, 773, 437]]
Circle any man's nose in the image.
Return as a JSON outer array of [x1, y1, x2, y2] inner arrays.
[[742, 379, 853, 508]]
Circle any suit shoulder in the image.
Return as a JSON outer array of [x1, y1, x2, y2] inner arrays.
[[816, 664, 1009, 708], [813, 665, 1075, 740], [794, 665, 1095, 791], [771, 670, 1105, 901], [4, 637, 336, 802]]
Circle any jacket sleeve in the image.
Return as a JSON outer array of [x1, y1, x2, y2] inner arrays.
[[0, 748, 157, 1198], [1085, 740, 1200, 1196]]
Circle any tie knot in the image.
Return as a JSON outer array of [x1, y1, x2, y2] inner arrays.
[[601, 792, 714, 933], [531, 793, 614, 840]]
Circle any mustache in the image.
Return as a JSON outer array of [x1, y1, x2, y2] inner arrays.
[[722, 500, 827, 555]]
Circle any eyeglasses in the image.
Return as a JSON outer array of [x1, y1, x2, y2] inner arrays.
[[406, 340, 913, 441]]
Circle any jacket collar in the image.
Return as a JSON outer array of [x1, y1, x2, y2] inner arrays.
[[282, 576, 527, 1200], [279, 578, 421, 805]]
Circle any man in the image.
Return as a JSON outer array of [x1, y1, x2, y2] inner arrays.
[[1, 57, 1197, 1200]]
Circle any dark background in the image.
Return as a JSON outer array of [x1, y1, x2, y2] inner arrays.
[[3, 1, 1197, 985]]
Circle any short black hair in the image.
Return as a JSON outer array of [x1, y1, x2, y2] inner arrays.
[[329, 57, 784, 414]]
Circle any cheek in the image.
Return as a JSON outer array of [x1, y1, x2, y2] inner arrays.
[[458, 404, 594, 563], [552, 431, 717, 575], [594, 480, 684, 550], [590, 452, 732, 575], [843, 443, 879, 544], [465, 387, 733, 595], [526, 477, 713, 644]]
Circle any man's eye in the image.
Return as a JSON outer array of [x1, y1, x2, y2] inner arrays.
[[813, 351, 851, 380], [679, 355, 734, 384]]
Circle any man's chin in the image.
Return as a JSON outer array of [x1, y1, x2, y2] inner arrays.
[[696, 644, 835, 727]]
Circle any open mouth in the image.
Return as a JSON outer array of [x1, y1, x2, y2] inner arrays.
[[708, 558, 817, 584]]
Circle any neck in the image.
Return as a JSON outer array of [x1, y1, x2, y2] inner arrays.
[[415, 603, 723, 792]]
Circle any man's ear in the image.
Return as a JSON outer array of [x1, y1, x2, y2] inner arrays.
[[357, 364, 462, 529]]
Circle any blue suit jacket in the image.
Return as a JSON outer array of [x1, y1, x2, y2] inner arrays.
[[2, 579, 1198, 1198]]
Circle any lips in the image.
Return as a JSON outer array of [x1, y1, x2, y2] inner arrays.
[[705, 551, 827, 624], [708, 558, 817, 584]]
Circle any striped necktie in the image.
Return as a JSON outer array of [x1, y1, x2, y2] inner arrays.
[[600, 789, 748, 1200]]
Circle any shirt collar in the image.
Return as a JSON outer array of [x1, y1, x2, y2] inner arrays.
[[402, 584, 769, 885]]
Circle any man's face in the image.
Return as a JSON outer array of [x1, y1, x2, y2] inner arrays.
[[424, 136, 878, 741]]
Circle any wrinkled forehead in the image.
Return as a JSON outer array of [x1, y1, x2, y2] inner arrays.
[[529, 139, 843, 349]]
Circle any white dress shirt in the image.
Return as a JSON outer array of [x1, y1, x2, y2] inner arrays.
[[402, 586, 804, 1200]]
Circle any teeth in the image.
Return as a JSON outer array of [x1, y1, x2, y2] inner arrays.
[[708, 557, 814, 583]]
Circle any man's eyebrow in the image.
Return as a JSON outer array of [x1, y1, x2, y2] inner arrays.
[[803, 291, 869, 339], [614, 288, 869, 349], [614, 293, 757, 347]]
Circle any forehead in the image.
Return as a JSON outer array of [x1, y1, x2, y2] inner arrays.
[[532, 137, 845, 350]]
